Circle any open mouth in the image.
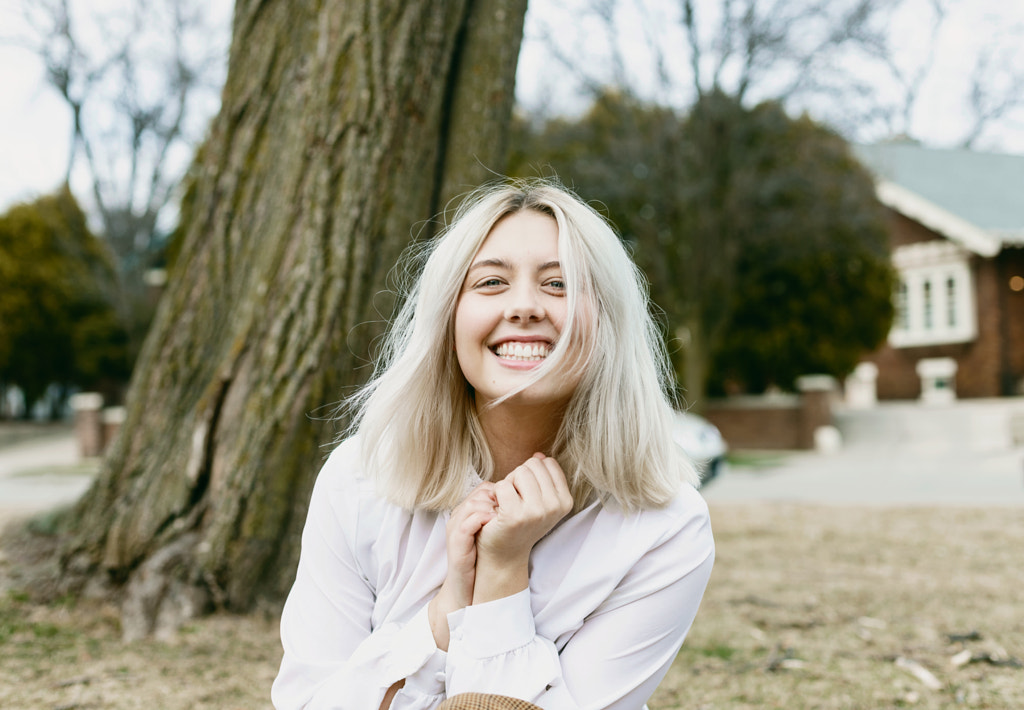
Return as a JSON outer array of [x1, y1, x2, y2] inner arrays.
[[492, 341, 552, 361]]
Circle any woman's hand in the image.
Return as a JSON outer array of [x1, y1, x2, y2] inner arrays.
[[429, 482, 497, 650], [473, 454, 573, 604]]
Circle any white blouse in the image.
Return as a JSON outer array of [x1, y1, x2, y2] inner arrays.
[[272, 437, 715, 710]]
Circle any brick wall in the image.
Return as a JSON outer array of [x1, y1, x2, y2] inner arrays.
[[703, 378, 835, 450], [1001, 247, 1024, 394], [866, 208, 1019, 399], [704, 396, 803, 449]]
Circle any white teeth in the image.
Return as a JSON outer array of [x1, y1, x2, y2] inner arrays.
[[494, 341, 551, 361]]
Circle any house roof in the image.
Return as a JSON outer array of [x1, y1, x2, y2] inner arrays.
[[854, 142, 1024, 250]]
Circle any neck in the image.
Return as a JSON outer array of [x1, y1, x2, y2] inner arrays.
[[478, 398, 566, 480]]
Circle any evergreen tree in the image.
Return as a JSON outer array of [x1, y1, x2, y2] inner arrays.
[[0, 187, 129, 415]]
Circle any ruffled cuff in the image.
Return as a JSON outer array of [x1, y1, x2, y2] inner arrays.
[[447, 589, 535, 658], [398, 606, 448, 698], [328, 603, 445, 696], [444, 590, 560, 701]]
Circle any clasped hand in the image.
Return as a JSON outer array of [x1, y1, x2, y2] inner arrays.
[[429, 454, 573, 650]]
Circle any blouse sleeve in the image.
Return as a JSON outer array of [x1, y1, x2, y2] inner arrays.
[[271, 451, 446, 710], [444, 493, 715, 710]]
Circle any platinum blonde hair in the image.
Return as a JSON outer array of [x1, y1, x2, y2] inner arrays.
[[345, 178, 698, 512]]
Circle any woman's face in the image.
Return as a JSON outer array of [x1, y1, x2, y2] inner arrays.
[[454, 209, 578, 408]]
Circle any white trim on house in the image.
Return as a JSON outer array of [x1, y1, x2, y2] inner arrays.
[[889, 241, 977, 348], [876, 181, 1001, 257], [995, 229, 1024, 246]]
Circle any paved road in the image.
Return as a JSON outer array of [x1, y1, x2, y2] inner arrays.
[[703, 446, 1024, 506], [0, 430, 92, 521], [704, 399, 1024, 507]]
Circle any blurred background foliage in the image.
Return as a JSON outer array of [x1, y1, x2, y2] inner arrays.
[[509, 90, 895, 403], [0, 187, 130, 416]]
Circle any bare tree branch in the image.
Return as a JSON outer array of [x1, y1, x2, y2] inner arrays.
[[960, 45, 1024, 148], [681, 0, 704, 98], [12, 0, 228, 355]]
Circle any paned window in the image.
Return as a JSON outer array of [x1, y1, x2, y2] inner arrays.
[[889, 242, 976, 348]]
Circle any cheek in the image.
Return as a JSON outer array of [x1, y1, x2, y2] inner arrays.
[[453, 298, 487, 352], [548, 297, 571, 333]]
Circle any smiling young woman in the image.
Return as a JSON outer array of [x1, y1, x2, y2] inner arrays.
[[271, 179, 714, 710]]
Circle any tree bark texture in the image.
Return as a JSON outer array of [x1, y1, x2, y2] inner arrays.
[[59, 0, 528, 637]]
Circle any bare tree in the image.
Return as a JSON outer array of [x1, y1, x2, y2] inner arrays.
[[522, 0, 895, 113], [521, 0, 1024, 148], [16, 0, 229, 353]]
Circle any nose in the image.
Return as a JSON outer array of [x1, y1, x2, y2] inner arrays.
[[504, 284, 545, 322]]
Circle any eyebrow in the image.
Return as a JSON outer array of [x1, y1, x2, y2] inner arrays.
[[466, 258, 562, 273], [467, 257, 513, 272]]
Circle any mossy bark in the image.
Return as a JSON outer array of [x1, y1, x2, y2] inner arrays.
[[58, 0, 528, 636]]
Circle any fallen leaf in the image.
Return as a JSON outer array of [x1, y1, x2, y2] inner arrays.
[[895, 656, 943, 690], [950, 649, 973, 668]]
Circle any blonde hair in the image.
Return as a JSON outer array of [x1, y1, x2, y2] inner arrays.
[[345, 178, 698, 512]]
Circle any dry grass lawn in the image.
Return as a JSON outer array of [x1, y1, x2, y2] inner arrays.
[[1, 501, 1022, 709], [654, 504, 1024, 710]]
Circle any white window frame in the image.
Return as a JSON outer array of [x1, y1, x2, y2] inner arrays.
[[889, 241, 977, 348]]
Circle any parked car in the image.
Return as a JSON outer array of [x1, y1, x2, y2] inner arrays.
[[671, 411, 727, 485]]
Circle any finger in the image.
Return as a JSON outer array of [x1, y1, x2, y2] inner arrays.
[[537, 455, 570, 493], [471, 481, 496, 496], [460, 510, 496, 536], [453, 497, 497, 526], [492, 477, 523, 511], [510, 462, 544, 506], [533, 456, 573, 511], [517, 457, 558, 506], [457, 484, 497, 514], [465, 482, 496, 504]]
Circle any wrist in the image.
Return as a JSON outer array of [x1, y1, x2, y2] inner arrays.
[[428, 594, 452, 652], [472, 554, 529, 605]]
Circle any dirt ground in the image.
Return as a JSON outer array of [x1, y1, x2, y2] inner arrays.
[[2, 501, 1022, 709]]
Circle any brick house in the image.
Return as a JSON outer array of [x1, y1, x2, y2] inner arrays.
[[854, 143, 1024, 400]]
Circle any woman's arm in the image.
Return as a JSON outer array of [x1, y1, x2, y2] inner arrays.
[[380, 681, 406, 710], [273, 448, 498, 710], [429, 483, 497, 650], [447, 464, 715, 709], [272, 451, 447, 710]]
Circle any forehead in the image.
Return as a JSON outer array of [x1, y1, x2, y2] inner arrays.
[[473, 209, 559, 260]]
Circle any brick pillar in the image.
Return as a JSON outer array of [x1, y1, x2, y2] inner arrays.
[[70, 392, 104, 459], [795, 375, 837, 450]]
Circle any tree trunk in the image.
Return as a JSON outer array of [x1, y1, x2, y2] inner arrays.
[[57, 0, 528, 639], [678, 319, 707, 414]]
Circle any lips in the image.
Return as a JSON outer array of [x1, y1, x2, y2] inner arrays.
[[492, 341, 552, 361]]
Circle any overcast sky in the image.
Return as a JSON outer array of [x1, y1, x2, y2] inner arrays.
[[2, 0, 1023, 216]]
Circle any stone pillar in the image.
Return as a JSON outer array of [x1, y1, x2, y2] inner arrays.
[[102, 406, 126, 452], [845, 362, 878, 409], [916, 357, 957, 405], [70, 392, 104, 459], [796, 375, 838, 451]]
